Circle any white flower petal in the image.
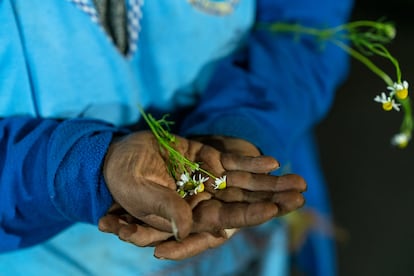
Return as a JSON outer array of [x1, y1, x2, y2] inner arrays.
[[374, 95, 383, 103], [180, 173, 190, 182], [391, 100, 401, 111], [403, 80, 409, 89], [391, 133, 410, 146]]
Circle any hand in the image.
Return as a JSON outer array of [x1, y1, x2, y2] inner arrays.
[[102, 131, 193, 240], [101, 133, 306, 260], [101, 131, 280, 240], [191, 136, 306, 208], [154, 136, 306, 260]]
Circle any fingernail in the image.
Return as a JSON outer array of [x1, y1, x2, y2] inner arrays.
[[118, 218, 129, 225], [224, 228, 237, 238], [171, 219, 180, 241], [154, 254, 165, 260], [98, 224, 108, 233], [276, 161, 281, 169]]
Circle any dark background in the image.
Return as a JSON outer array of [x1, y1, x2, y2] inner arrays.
[[316, 1, 414, 275]]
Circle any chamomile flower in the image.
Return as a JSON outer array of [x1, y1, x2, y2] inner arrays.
[[176, 172, 190, 187], [192, 174, 209, 185], [177, 188, 187, 198], [191, 174, 208, 195], [374, 92, 401, 111], [213, 175, 227, 190], [391, 132, 411, 148], [264, 21, 413, 147], [387, 81, 409, 100], [194, 183, 205, 194]]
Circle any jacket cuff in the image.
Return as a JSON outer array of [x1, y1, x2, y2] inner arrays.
[[47, 119, 126, 224]]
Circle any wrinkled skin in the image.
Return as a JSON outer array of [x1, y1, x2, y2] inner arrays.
[[99, 132, 306, 260]]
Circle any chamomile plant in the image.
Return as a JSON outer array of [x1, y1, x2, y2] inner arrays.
[[260, 19, 412, 148], [138, 107, 226, 197]]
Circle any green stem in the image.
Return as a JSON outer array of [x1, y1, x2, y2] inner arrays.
[[261, 22, 397, 84], [357, 41, 402, 83], [260, 22, 334, 40], [328, 20, 389, 33], [138, 106, 200, 172], [400, 98, 413, 132], [197, 168, 218, 180], [259, 20, 392, 42], [138, 105, 221, 181], [332, 40, 394, 86]]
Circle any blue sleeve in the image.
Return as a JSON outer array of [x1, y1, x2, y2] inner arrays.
[[180, 0, 353, 165], [0, 117, 122, 252]]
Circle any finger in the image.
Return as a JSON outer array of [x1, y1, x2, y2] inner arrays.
[[105, 202, 123, 213], [192, 200, 279, 233], [221, 154, 280, 173], [98, 214, 174, 247], [185, 191, 212, 209], [224, 172, 307, 192], [193, 144, 279, 176], [141, 181, 192, 240], [272, 191, 306, 216], [98, 214, 129, 234], [122, 180, 193, 240], [154, 232, 229, 260], [192, 136, 260, 156], [101, 204, 143, 225], [138, 189, 211, 229], [138, 214, 172, 232], [118, 224, 173, 247], [214, 187, 274, 203]]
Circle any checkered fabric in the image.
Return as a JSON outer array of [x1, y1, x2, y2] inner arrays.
[[68, 0, 99, 22], [126, 0, 143, 57]]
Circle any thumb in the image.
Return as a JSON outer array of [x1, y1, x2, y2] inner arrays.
[[126, 179, 193, 240]]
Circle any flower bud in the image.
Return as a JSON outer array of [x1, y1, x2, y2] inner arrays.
[[383, 23, 396, 40]]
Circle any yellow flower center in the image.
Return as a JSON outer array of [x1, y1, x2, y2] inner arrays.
[[183, 182, 193, 190], [397, 140, 409, 148], [396, 88, 408, 99], [382, 101, 393, 111], [216, 181, 226, 190], [196, 183, 205, 193]]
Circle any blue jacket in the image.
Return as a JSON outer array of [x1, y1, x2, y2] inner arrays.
[[0, 0, 353, 275]]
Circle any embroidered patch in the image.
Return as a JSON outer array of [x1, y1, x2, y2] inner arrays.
[[188, 0, 239, 16], [66, 0, 144, 58]]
